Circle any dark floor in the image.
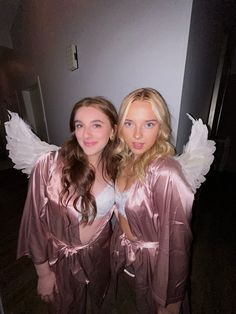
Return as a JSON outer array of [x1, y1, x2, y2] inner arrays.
[[0, 157, 235, 314]]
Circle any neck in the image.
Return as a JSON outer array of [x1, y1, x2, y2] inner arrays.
[[87, 155, 100, 167]]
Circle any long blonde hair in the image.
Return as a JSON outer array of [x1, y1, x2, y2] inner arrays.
[[116, 88, 175, 180]]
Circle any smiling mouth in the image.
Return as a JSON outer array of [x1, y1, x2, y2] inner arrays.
[[132, 142, 144, 149]]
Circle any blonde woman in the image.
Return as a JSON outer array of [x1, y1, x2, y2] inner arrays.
[[111, 88, 194, 314]]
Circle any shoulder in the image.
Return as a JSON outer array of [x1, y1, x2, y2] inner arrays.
[[31, 150, 62, 177], [148, 156, 182, 175], [147, 156, 189, 187], [35, 150, 60, 166]]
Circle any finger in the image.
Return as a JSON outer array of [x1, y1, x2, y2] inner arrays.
[[48, 294, 54, 303], [54, 282, 59, 294], [41, 296, 48, 303], [41, 295, 51, 303]]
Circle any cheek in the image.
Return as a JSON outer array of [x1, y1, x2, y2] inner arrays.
[[74, 131, 81, 141], [99, 128, 112, 141], [148, 130, 159, 145], [120, 128, 131, 142]]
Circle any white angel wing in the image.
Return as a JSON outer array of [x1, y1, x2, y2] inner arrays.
[[4, 111, 60, 176], [174, 114, 216, 193]]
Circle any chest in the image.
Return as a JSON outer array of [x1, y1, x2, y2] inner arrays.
[[116, 177, 155, 219], [116, 172, 137, 193]]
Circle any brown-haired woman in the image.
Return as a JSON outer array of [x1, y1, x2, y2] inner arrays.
[[17, 97, 118, 313]]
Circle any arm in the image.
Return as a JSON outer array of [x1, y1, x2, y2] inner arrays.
[[152, 160, 194, 312], [17, 152, 58, 301], [35, 262, 58, 302]]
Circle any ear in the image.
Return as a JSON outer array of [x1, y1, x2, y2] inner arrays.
[[113, 124, 118, 135], [110, 124, 117, 140]]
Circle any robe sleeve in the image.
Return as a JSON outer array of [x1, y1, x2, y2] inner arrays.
[[17, 152, 54, 264], [151, 158, 194, 307]]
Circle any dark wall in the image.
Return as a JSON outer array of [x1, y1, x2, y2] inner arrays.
[[215, 74, 236, 171]]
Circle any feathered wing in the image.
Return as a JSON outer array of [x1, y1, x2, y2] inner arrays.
[[4, 111, 60, 176], [174, 114, 216, 193]]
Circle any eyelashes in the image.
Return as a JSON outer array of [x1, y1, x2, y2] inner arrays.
[[75, 123, 102, 129], [123, 121, 157, 129]]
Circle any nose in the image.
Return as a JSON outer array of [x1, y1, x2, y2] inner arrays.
[[134, 126, 142, 139], [83, 126, 92, 138]]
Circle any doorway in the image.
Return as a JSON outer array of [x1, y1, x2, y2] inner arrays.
[[208, 34, 236, 172], [21, 76, 49, 142]]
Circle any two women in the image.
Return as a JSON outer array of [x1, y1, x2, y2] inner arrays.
[[16, 88, 196, 313]]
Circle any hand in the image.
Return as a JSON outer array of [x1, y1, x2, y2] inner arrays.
[[37, 270, 58, 303], [157, 301, 181, 314]]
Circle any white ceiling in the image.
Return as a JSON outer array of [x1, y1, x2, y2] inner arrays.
[[0, 0, 20, 32]]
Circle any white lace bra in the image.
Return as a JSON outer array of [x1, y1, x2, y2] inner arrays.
[[115, 188, 131, 219], [77, 184, 115, 221]]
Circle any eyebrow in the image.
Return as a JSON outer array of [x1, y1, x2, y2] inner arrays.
[[74, 119, 104, 124], [124, 118, 157, 122]]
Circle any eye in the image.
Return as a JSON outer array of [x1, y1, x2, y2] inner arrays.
[[75, 123, 83, 129], [124, 121, 133, 128], [145, 122, 155, 129], [92, 124, 102, 128]]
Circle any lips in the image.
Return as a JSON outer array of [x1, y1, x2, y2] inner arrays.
[[83, 141, 97, 147], [132, 142, 144, 149]]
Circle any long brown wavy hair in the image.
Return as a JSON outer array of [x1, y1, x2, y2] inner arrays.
[[116, 88, 175, 181], [59, 97, 118, 224]]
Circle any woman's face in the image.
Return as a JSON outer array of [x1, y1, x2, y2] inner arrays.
[[121, 100, 160, 158], [74, 106, 114, 163]]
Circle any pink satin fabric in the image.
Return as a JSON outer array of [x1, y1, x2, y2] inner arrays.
[[17, 151, 114, 313], [111, 156, 194, 314]]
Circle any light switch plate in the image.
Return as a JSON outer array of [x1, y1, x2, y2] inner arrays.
[[66, 44, 78, 71]]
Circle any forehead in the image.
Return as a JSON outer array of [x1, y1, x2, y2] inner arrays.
[[74, 106, 109, 121], [126, 100, 156, 119]]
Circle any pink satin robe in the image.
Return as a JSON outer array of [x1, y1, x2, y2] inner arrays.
[[17, 151, 115, 314], [111, 156, 194, 314]]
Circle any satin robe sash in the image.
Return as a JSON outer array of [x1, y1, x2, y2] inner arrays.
[[119, 233, 159, 266], [47, 208, 113, 285]]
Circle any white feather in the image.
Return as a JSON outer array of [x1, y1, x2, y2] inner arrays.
[[174, 114, 216, 193], [4, 111, 60, 176]]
